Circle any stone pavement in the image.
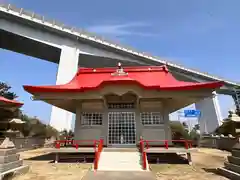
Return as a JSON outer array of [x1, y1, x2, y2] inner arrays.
[[82, 171, 156, 180]]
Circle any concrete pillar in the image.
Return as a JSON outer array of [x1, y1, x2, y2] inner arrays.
[[163, 111, 172, 142], [195, 91, 222, 134], [49, 45, 79, 132]]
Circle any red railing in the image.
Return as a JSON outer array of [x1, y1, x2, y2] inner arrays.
[[143, 139, 193, 150], [54, 139, 99, 150], [94, 139, 104, 170], [139, 139, 193, 170], [54, 139, 104, 170]]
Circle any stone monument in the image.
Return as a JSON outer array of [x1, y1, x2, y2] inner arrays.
[[0, 137, 29, 179], [218, 110, 240, 179]]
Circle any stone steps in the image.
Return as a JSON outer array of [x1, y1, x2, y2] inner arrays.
[[224, 162, 240, 174], [0, 159, 23, 173], [228, 156, 240, 166], [97, 152, 144, 171], [0, 154, 20, 164], [219, 145, 240, 179], [103, 148, 139, 152], [82, 171, 156, 180], [218, 167, 240, 180], [232, 150, 240, 158]]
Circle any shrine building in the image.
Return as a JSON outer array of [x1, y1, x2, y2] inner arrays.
[[23, 64, 224, 147]]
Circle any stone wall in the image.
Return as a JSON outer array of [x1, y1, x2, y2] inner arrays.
[[200, 135, 239, 151], [0, 137, 45, 151]]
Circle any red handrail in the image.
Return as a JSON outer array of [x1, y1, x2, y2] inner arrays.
[[143, 139, 192, 149], [94, 139, 104, 170], [140, 140, 147, 170], [54, 139, 98, 149], [165, 140, 169, 149], [139, 139, 192, 170]]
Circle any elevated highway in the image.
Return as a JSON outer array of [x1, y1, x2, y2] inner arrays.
[[1, 3, 239, 132]]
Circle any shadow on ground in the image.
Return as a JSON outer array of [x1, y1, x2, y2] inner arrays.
[[26, 153, 95, 163], [26, 153, 54, 161], [202, 167, 226, 178], [148, 153, 188, 164]]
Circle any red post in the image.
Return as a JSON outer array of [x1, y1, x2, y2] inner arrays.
[[146, 141, 149, 149], [143, 151, 147, 170], [100, 139, 104, 151], [165, 140, 169, 149], [185, 141, 189, 149], [188, 141, 192, 148], [140, 140, 147, 170], [55, 141, 60, 149], [75, 143, 79, 149], [139, 140, 142, 152], [94, 151, 99, 170], [94, 139, 104, 170]]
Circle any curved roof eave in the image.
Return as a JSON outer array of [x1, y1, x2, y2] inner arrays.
[[23, 81, 224, 94], [0, 96, 23, 106]]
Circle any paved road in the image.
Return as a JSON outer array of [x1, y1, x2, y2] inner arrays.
[[82, 171, 156, 180]]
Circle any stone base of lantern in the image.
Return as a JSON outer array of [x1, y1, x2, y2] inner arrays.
[[218, 141, 240, 180], [0, 138, 29, 180]]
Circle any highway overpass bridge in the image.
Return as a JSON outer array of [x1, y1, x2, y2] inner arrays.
[[1, 3, 239, 133]]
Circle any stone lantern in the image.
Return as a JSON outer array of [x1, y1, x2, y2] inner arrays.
[[0, 97, 28, 178], [218, 110, 240, 179], [228, 110, 240, 135]]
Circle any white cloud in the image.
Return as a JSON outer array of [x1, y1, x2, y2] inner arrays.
[[87, 22, 158, 37]]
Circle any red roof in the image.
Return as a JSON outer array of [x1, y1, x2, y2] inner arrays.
[[0, 96, 23, 106], [23, 65, 224, 94]]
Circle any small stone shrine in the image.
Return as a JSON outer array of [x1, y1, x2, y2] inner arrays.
[[218, 110, 240, 179]]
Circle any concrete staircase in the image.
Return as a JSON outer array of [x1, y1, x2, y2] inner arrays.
[[97, 148, 148, 171], [218, 143, 240, 180]]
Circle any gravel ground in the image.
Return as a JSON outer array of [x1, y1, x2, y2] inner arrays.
[[151, 148, 231, 180], [11, 148, 231, 180], [11, 148, 91, 180]]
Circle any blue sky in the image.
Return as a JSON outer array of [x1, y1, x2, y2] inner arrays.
[[0, 0, 239, 125]]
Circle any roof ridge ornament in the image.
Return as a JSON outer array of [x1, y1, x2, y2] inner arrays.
[[163, 64, 169, 72], [111, 62, 128, 76]]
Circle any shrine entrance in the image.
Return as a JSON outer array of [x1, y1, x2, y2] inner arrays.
[[108, 111, 136, 146], [105, 93, 138, 147]]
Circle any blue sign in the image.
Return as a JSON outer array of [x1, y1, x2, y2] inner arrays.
[[184, 110, 201, 117]]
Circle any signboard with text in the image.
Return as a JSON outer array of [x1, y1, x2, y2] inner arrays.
[[184, 109, 201, 117]]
